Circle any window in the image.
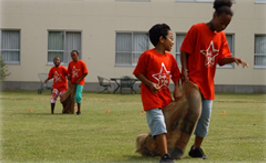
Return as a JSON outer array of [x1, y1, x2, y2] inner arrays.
[[217, 34, 235, 68], [115, 32, 149, 66], [176, 33, 235, 68], [254, 35, 266, 68], [175, 34, 186, 66], [255, 0, 266, 3], [0, 30, 20, 64], [48, 31, 81, 65]]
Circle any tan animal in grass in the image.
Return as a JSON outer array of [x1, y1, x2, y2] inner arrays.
[[135, 81, 202, 159]]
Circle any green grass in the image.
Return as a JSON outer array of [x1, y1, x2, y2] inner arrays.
[[0, 90, 265, 163]]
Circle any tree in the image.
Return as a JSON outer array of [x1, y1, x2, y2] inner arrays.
[[0, 54, 11, 84]]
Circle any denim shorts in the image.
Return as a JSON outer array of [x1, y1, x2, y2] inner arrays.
[[145, 108, 167, 138], [194, 96, 213, 138]]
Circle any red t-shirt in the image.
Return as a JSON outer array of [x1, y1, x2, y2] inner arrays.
[[68, 60, 88, 85], [133, 49, 180, 111], [180, 23, 232, 100], [48, 65, 68, 91]]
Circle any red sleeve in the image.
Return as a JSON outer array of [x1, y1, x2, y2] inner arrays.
[[48, 67, 54, 79], [62, 66, 68, 76], [170, 55, 180, 82], [81, 60, 88, 74], [68, 62, 72, 74], [133, 52, 148, 76], [217, 32, 232, 65], [180, 24, 198, 55]]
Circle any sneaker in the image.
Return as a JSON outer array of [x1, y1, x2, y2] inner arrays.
[[76, 111, 81, 115], [188, 146, 208, 159], [160, 153, 174, 163], [171, 147, 183, 159]]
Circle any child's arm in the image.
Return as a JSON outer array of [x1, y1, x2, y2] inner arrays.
[[135, 74, 160, 93], [75, 73, 88, 84], [44, 77, 52, 83], [173, 80, 182, 101], [219, 57, 249, 68], [180, 50, 189, 82]]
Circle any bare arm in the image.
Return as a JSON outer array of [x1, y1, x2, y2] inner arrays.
[[180, 50, 189, 82], [135, 74, 160, 93], [219, 57, 248, 68], [173, 80, 182, 101], [44, 77, 52, 83], [75, 73, 88, 84]]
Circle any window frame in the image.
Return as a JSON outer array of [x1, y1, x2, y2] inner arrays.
[[255, 0, 266, 3], [115, 32, 149, 67], [217, 33, 235, 69], [0, 29, 21, 65], [47, 30, 82, 66], [254, 34, 266, 69]]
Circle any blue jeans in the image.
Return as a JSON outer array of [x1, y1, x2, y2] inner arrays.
[[194, 96, 213, 138], [75, 84, 83, 104]]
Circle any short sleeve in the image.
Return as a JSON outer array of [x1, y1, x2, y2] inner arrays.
[[180, 24, 198, 55], [133, 52, 148, 76], [48, 68, 54, 79], [81, 61, 88, 74], [170, 55, 180, 82], [217, 33, 232, 65]]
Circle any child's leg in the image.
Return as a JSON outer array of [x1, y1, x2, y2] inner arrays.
[[75, 84, 84, 114], [59, 91, 66, 110], [50, 89, 60, 114], [155, 134, 168, 157]]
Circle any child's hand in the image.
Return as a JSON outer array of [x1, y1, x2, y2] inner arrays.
[[173, 90, 182, 101], [44, 79, 48, 83], [235, 58, 249, 68], [150, 82, 161, 93], [181, 69, 189, 82]]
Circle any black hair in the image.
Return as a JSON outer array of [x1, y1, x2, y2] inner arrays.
[[148, 23, 171, 47], [214, 0, 233, 16], [71, 50, 79, 55], [53, 56, 60, 61]]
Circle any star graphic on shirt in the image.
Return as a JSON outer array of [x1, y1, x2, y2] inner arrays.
[[72, 66, 80, 78], [54, 71, 62, 82], [200, 41, 219, 67], [152, 63, 170, 90]]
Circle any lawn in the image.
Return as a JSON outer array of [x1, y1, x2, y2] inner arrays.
[[0, 90, 265, 163]]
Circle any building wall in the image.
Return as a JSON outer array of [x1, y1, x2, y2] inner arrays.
[[0, 0, 265, 92]]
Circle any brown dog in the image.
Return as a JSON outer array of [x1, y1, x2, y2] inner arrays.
[[135, 81, 202, 159]]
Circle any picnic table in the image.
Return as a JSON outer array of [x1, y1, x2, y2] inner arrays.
[[110, 77, 139, 94]]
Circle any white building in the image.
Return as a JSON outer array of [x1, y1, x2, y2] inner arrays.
[[0, 0, 265, 93]]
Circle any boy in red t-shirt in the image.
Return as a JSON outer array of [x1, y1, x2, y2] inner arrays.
[[68, 50, 88, 115], [45, 57, 68, 114], [133, 24, 182, 163], [180, 0, 248, 159]]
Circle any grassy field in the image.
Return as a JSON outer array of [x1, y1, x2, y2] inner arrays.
[[0, 90, 265, 163]]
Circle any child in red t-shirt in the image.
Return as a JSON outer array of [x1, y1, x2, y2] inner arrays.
[[45, 57, 68, 114], [133, 24, 182, 163], [68, 50, 88, 115], [180, 0, 248, 159]]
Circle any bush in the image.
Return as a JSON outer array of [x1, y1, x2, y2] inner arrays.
[[0, 54, 10, 84]]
